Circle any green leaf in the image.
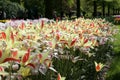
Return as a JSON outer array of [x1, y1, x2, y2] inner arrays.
[[41, 51, 50, 63], [0, 72, 9, 76], [5, 26, 12, 41], [0, 62, 10, 67], [17, 50, 26, 57], [61, 77, 66, 80]]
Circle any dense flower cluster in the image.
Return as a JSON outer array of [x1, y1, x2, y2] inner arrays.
[[0, 18, 115, 79]]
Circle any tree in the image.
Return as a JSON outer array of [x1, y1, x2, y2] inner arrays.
[[44, 0, 53, 19], [84, 0, 120, 17], [76, 0, 81, 18], [0, 0, 25, 19], [107, 2, 110, 16], [58, 0, 75, 19], [93, 0, 97, 17], [105, 0, 115, 16], [44, 0, 75, 19], [21, 0, 45, 19], [102, 0, 105, 17]]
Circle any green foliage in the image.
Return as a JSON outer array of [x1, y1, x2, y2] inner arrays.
[[0, 0, 25, 19], [53, 43, 113, 80], [24, 0, 45, 17], [43, 0, 76, 19], [24, 43, 114, 80]]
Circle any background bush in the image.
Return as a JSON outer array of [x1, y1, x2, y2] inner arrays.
[[0, 0, 25, 19]]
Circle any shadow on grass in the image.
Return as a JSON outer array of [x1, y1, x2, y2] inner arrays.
[[114, 51, 120, 56], [106, 52, 120, 80], [106, 72, 120, 80]]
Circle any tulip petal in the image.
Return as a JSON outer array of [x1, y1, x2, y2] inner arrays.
[[70, 38, 77, 46], [10, 31, 14, 43], [0, 66, 4, 72], [26, 63, 35, 69], [22, 48, 30, 63], [0, 32, 6, 39], [57, 73, 61, 80], [3, 58, 20, 63], [0, 50, 2, 58], [22, 52, 29, 63]]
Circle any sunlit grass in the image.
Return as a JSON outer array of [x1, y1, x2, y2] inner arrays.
[[106, 25, 120, 80]]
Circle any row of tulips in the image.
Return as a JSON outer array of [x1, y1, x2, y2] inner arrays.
[[0, 18, 115, 80]]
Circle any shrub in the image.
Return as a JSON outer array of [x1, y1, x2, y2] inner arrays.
[[0, 0, 25, 19]]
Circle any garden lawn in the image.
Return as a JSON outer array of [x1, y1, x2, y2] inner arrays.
[[106, 25, 120, 80]]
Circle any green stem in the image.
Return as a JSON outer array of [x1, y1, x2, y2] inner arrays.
[[94, 72, 98, 80], [9, 62, 13, 80]]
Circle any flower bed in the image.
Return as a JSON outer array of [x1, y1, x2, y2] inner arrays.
[[0, 18, 115, 80]]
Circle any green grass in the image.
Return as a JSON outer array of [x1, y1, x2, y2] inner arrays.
[[106, 25, 120, 80]]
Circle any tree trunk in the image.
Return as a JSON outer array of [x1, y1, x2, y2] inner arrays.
[[112, 7, 115, 15], [102, 1, 105, 17], [60, 0, 63, 20], [117, 9, 119, 15], [76, 0, 81, 18], [118, 9, 120, 15], [107, 4, 110, 16], [93, 1, 97, 17], [115, 9, 117, 15], [44, 0, 53, 19]]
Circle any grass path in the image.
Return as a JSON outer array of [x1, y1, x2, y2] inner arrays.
[[106, 25, 120, 80]]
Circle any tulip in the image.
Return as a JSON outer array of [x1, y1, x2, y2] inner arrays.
[[94, 61, 104, 72]]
